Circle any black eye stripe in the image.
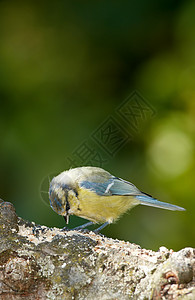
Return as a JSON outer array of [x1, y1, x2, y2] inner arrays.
[[61, 184, 78, 197], [73, 188, 78, 197], [61, 184, 72, 190], [56, 184, 78, 213], [66, 199, 70, 212], [63, 187, 77, 212]]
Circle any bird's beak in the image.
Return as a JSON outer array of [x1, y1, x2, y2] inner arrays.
[[64, 213, 69, 224]]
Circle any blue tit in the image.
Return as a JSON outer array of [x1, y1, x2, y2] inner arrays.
[[49, 166, 185, 231]]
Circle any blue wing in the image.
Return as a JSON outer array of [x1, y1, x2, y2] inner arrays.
[[79, 177, 141, 196], [79, 177, 185, 211]]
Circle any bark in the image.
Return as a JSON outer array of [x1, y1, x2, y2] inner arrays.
[[0, 199, 194, 300]]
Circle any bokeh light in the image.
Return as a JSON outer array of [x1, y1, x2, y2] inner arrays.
[[0, 0, 194, 251], [148, 115, 194, 178]]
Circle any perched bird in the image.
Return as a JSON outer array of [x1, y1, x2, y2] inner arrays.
[[49, 166, 185, 231]]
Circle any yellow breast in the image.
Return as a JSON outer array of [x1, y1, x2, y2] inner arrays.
[[68, 188, 140, 223]]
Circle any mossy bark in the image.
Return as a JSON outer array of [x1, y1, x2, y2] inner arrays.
[[0, 199, 194, 299]]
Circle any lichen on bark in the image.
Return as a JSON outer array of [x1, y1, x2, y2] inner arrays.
[[0, 199, 194, 299]]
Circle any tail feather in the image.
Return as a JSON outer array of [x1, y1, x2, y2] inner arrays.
[[136, 195, 185, 211]]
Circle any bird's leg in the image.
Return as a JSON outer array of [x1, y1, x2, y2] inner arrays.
[[94, 221, 109, 233], [73, 221, 94, 230]]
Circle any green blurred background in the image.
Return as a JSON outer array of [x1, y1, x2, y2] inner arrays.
[[0, 0, 194, 251]]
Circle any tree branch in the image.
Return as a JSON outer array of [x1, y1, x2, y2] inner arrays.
[[0, 199, 194, 299]]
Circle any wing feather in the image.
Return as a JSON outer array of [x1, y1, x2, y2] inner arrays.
[[79, 177, 141, 196]]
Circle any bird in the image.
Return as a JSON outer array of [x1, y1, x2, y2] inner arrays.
[[49, 166, 185, 232]]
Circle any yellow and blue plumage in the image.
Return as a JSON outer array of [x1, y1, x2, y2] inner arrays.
[[49, 166, 185, 231]]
